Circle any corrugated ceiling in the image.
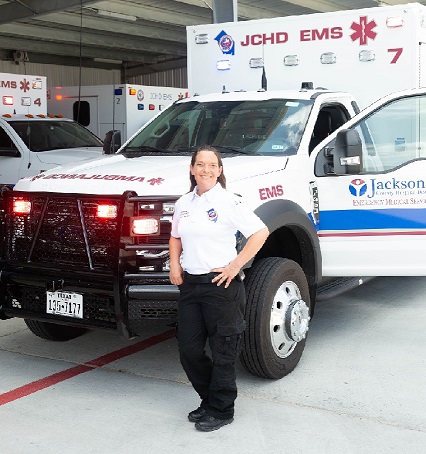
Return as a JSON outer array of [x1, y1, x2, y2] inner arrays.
[[0, 0, 423, 77]]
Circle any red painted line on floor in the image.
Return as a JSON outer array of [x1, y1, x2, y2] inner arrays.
[[0, 329, 175, 407]]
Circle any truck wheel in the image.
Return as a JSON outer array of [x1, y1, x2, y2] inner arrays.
[[240, 257, 311, 379], [24, 319, 87, 341]]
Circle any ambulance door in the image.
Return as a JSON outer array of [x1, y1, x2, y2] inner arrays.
[[313, 93, 426, 276], [65, 96, 99, 137]]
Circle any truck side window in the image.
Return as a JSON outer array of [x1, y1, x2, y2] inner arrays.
[[354, 95, 426, 172], [309, 105, 351, 153], [0, 127, 18, 151]]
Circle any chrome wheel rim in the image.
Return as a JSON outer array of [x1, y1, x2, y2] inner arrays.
[[269, 280, 310, 358]]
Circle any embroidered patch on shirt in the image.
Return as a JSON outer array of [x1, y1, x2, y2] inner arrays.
[[207, 208, 218, 223], [180, 210, 190, 218]]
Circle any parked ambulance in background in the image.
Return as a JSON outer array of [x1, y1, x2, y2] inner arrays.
[[1, 3, 426, 381], [47, 84, 188, 143], [0, 72, 104, 188]]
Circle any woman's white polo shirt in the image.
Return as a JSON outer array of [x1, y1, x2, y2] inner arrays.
[[171, 183, 266, 275]]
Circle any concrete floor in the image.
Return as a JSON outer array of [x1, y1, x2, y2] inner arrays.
[[0, 276, 425, 454]]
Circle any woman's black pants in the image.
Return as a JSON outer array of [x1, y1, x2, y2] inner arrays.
[[177, 275, 246, 420]]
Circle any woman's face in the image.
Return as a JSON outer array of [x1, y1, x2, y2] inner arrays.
[[190, 150, 222, 193]]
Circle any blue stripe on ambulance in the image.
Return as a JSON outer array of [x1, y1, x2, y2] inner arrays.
[[318, 208, 426, 231]]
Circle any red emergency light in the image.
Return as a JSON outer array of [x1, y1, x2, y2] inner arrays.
[[96, 204, 118, 219], [12, 198, 31, 215], [3, 96, 14, 105], [386, 16, 404, 28], [149, 104, 155, 110]]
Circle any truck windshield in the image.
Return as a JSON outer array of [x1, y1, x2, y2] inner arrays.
[[9, 120, 103, 152], [121, 98, 313, 156]]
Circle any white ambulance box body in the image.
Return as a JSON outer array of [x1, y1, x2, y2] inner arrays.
[[47, 84, 188, 142], [0, 72, 47, 115], [187, 2, 426, 109]]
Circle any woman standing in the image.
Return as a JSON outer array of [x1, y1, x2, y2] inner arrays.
[[169, 145, 269, 432]]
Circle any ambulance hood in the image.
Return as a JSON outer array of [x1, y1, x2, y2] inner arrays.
[[34, 147, 104, 166], [15, 153, 288, 195]]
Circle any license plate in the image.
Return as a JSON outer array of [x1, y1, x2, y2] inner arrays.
[[46, 291, 83, 319]]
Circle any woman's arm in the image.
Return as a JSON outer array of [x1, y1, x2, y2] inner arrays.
[[212, 226, 269, 288], [169, 235, 184, 285]]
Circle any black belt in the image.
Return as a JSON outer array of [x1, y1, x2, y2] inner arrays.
[[183, 272, 220, 284], [183, 271, 243, 284]]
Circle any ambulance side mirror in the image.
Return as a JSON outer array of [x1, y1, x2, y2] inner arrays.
[[103, 130, 121, 154], [332, 129, 362, 175]]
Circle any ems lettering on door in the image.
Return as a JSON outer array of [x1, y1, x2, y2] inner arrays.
[[259, 185, 283, 200]]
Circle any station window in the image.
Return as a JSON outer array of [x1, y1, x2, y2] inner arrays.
[[73, 100, 90, 127]]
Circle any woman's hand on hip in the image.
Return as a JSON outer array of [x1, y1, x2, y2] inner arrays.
[[211, 263, 240, 288], [169, 264, 184, 286]]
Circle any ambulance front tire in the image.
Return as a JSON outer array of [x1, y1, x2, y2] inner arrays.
[[240, 257, 311, 379], [24, 319, 87, 341]]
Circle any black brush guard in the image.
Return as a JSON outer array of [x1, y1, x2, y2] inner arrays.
[[0, 190, 180, 338]]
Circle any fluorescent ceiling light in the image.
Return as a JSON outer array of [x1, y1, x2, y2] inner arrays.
[[97, 9, 137, 22], [93, 58, 123, 64]]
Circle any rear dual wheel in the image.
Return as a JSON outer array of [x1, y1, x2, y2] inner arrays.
[[240, 257, 311, 379]]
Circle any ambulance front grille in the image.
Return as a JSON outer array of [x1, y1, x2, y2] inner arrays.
[[6, 195, 120, 271]]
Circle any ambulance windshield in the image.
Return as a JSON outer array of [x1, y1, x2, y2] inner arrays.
[[122, 98, 313, 156], [9, 120, 103, 151]]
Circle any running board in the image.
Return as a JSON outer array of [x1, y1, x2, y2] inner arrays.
[[316, 277, 375, 302]]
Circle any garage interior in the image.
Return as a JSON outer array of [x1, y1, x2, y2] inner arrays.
[[0, 0, 422, 87]]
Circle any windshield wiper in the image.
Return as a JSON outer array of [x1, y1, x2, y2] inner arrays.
[[174, 146, 198, 155], [212, 146, 250, 155], [122, 145, 167, 153]]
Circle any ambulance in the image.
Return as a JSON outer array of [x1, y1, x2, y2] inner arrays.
[[0, 72, 104, 188], [47, 84, 188, 143], [1, 3, 426, 380]]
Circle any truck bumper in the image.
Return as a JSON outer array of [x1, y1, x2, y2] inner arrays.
[[125, 283, 179, 335], [0, 267, 179, 338]]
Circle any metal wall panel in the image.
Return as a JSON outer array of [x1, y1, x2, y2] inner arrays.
[[0, 61, 121, 86], [127, 67, 188, 89], [0, 61, 187, 88]]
